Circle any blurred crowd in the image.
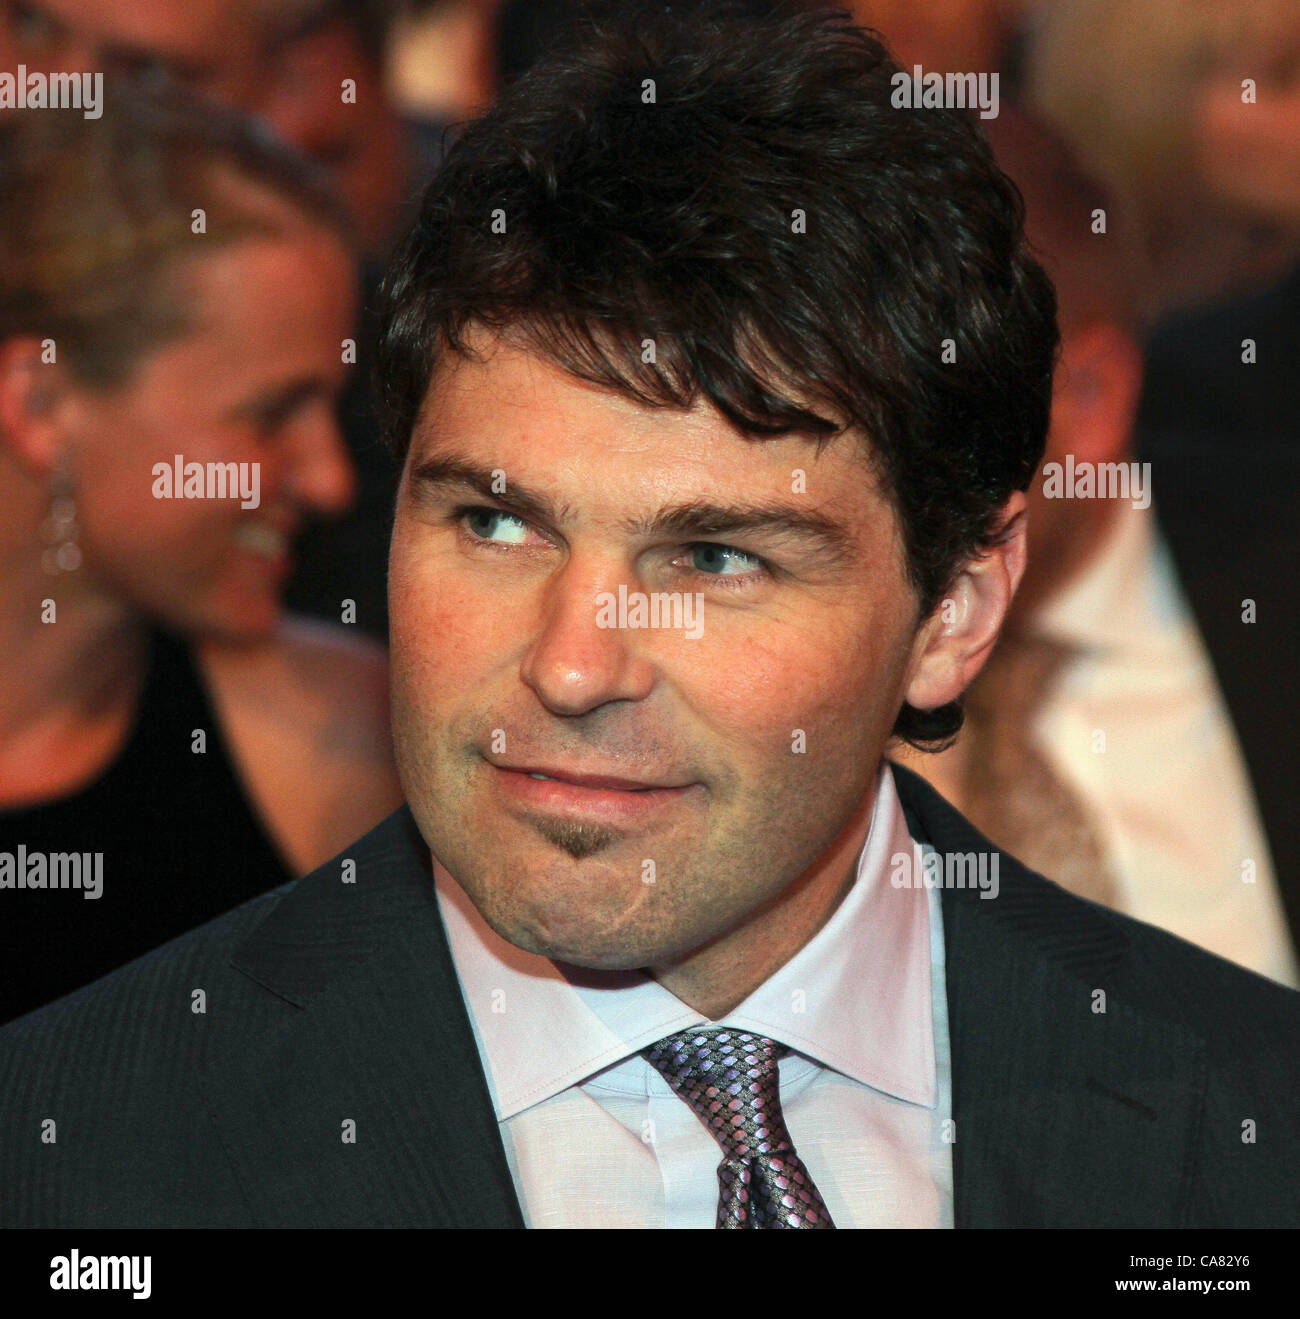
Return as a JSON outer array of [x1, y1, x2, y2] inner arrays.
[[2, 0, 1297, 1022]]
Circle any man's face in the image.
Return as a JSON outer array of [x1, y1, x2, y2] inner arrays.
[[0, 0, 273, 106], [389, 329, 930, 973], [257, 15, 406, 254], [0, 0, 405, 254]]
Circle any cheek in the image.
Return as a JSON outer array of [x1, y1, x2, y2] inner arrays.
[[79, 471, 236, 565], [689, 614, 895, 769], [388, 530, 505, 710], [72, 434, 249, 598]]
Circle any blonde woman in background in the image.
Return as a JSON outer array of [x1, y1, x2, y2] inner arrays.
[[0, 84, 402, 1023]]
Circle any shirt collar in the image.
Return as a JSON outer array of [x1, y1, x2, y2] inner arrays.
[[1032, 498, 1185, 655], [433, 760, 936, 1119]]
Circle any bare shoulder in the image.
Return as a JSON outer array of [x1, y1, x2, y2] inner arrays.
[[202, 617, 392, 754], [197, 618, 403, 872], [273, 616, 391, 711]]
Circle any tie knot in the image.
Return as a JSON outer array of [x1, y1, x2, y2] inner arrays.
[[642, 1028, 790, 1162]]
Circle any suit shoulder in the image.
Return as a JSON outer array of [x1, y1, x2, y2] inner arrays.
[[1001, 862, 1300, 1052], [894, 754, 1300, 1032], [0, 809, 425, 1226], [0, 880, 292, 1068], [1108, 909, 1300, 1222], [1104, 902, 1300, 1029], [0, 883, 297, 1226], [0, 804, 423, 1072], [1055, 895, 1300, 1164]]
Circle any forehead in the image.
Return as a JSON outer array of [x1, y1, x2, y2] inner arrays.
[[422, 334, 727, 454], [417, 326, 828, 458], [424, 320, 843, 437], [207, 236, 350, 342], [130, 234, 352, 394], [412, 329, 899, 543], [30, 0, 261, 53]]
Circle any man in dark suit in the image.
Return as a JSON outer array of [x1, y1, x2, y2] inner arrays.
[[911, 108, 1300, 987], [3, 3, 1298, 1228], [3, 769, 1296, 1228]]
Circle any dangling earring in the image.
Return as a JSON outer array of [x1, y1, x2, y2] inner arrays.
[[40, 451, 82, 575]]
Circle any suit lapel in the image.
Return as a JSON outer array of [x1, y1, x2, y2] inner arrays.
[[199, 770, 1208, 1227], [200, 807, 524, 1227], [893, 762, 1205, 1227]]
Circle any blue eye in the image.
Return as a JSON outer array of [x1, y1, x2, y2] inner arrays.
[[689, 543, 765, 576], [463, 507, 531, 544]]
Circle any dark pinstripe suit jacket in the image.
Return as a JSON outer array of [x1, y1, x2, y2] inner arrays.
[[2, 764, 1298, 1227]]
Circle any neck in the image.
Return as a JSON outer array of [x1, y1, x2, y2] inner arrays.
[[0, 482, 145, 744], [1012, 495, 1125, 626], [649, 777, 879, 1019]]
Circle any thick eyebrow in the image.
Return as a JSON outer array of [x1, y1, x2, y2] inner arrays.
[[409, 456, 571, 527], [408, 454, 855, 562], [228, 377, 333, 428], [627, 499, 855, 560]]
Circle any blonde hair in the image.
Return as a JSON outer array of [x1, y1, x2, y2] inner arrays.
[[0, 78, 354, 389]]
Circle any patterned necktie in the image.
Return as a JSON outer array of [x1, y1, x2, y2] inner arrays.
[[959, 631, 1120, 907], [642, 1027, 835, 1228]]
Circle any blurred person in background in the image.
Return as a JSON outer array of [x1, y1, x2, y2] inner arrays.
[[400, 0, 803, 113], [253, 0, 452, 258], [388, 0, 502, 121], [0, 0, 433, 259], [1, 0, 455, 638], [0, 0, 278, 105], [907, 107, 1300, 988], [844, 0, 1024, 71], [838, 1, 1300, 445], [1021, 0, 1300, 320], [0, 83, 401, 1024], [250, 0, 460, 634], [1133, 7, 1300, 448]]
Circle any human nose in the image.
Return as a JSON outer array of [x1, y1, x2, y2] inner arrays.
[[281, 402, 355, 517], [519, 557, 658, 717]]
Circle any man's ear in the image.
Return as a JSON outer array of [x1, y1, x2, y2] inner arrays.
[[901, 491, 1029, 713], [1051, 321, 1144, 466], [0, 336, 71, 475]]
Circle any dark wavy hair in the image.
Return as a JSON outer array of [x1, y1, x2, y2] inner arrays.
[[375, 1, 1058, 749]]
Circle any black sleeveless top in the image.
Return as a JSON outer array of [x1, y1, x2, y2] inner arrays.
[[0, 628, 294, 1024]]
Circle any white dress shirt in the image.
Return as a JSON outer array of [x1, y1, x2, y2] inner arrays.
[[1029, 499, 1299, 988], [432, 760, 954, 1228]]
